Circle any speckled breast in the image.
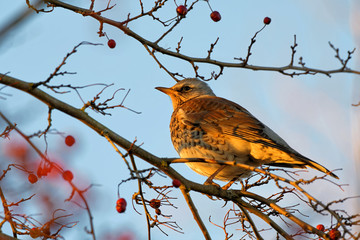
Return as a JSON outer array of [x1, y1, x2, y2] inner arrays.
[[169, 110, 252, 181]]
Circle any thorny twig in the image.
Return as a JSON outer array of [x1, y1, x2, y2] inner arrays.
[[207, 37, 219, 59], [234, 24, 267, 66], [143, 44, 181, 82], [176, 37, 183, 53], [26, 0, 53, 13], [122, 0, 168, 26], [0, 125, 16, 139], [32, 41, 102, 89], [81, 84, 141, 115], [289, 35, 298, 66], [329, 41, 356, 70]]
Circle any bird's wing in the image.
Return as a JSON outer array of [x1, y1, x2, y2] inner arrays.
[[181, 96, 290, 152], [180, 96, 338, 179]]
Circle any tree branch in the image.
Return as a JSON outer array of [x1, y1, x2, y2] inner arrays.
[[44, 0, 360, 77], [1, 74, 357, 239]]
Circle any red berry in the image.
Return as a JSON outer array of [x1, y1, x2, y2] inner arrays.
[[108, 39, 116, 49], [149, 199, 161, 209], [328, 228, 341, 240], [65, 135, 75, 147], [29, 228, 41, 238], [176, 5, 187, 16], [172, 179, 181, 188], [316, 224, 325, 232], [210, 11, 221, 22], [63, 170, 74, 182], [116, 198, 127, 213], [263, 17, 271, 25], [28, 174, 38, 184], [116, 198, 127, 207], [155, 208, 161, 215]]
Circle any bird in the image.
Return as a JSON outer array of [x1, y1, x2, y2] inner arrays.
[[156, 78, 338, 183]]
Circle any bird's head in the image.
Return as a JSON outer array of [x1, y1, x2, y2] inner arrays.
[[156, 78, 215, 110]]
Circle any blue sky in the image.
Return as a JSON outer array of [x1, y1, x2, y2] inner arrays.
[[1, 0, 359, 239]]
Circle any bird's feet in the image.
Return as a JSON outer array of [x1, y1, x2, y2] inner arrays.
[[221, 179, 236, 190], [204, 178, 221, 188], [222, 175, 241, 190], [203, 177, 221, 200]]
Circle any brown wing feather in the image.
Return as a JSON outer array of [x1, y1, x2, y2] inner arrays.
[[181, 96, 291, 152]]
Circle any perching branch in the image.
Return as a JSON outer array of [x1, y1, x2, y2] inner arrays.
[[1, 73, 359, 239]]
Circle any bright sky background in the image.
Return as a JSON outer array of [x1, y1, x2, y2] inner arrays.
[[1, 0, 359, 239]]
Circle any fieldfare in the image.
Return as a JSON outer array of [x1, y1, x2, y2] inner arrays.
[[156, 78, 338, 182]]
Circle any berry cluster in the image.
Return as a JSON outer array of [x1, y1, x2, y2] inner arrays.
[[114, 179, 181, 215], [149, 199, 162, 215], [103, 7, 271, 49], [176, 3, 221, 22], [316, 224, 341, 240], [27, 161, 53, 184], [27, 166, 74, 184], [26, 134, 76, 185], [149, 199, 161, 209]]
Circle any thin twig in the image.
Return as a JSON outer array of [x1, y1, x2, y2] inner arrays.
[[289, 35, 298, 66], [0, 187, 17, 238], [143, 44, 180, 82], [180, 188, 212, 240], [237, 204, 264, 240]]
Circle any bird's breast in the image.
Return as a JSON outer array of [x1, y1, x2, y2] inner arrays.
[[170, 113, 234, 161]]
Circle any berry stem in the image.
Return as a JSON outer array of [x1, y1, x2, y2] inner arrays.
[[104, 32, 109, 40], [205, 0, 213, 12]]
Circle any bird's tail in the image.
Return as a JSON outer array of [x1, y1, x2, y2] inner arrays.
[[265, 155, 339, 179]]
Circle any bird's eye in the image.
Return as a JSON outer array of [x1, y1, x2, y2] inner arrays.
[[180, 86, 192, 92]]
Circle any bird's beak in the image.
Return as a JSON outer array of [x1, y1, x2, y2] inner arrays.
[[155, 87, 175, 95]]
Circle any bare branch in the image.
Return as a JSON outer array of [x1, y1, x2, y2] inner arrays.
[[207, 37, 219, 59], [289, 35, 298, 66], [143, 44, 180, 82], [32, 41, 102, 89], [43, 0, 360, 78]]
